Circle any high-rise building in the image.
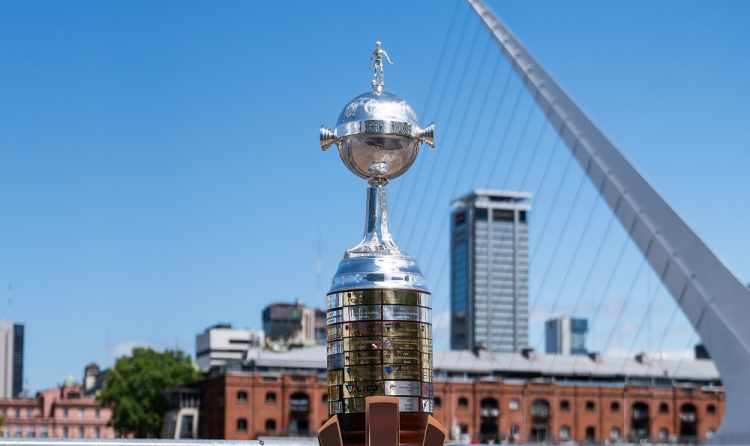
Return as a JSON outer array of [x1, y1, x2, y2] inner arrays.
[[0, 321, 24, 398], [545, 315, 588, 355], [262, 300, 316, 344], [12, 324, 23, 398], [450, 190, 531, 353], [195, 324, 265, 371]]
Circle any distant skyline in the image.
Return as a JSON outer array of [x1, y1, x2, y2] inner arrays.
[[1, 1, 749, 392]]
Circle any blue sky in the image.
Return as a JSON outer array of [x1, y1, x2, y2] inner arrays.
[[1, 1, 749, 392]]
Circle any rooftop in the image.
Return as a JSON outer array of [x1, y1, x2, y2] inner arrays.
[[222, 345, 719, 383], [452, 189, 533, 206]]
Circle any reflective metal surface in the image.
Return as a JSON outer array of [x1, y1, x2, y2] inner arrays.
[[320, 90, 434, 183], [369, 41, 392, 94], [320, 44, 436, 419]]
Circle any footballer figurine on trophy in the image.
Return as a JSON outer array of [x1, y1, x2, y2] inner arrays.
[[317, 42, 446, 446]]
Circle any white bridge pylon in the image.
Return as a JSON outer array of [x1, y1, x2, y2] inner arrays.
[[467, 0, 750, 443]]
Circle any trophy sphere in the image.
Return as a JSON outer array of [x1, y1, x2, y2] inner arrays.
[[328, 91, 427, 182]]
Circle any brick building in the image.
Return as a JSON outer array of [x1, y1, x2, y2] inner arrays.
[[0, 378, 115, 439], [185, 346, 723, 443]]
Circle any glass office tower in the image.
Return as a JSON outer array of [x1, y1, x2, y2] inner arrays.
[[450, 190, 531, 353]]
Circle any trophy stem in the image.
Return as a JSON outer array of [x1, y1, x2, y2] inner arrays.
[[346, 184, 404, 258]]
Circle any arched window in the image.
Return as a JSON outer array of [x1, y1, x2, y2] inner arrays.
[[560, 426, 570, 440], [659, 428, 668, 440], [707, 404, 716, 415], [632, 402, 649, 420], [508, 399, 519, 411], [481, 398, 498, 410], [236, 418, 248, 432], [322, 394, 328, 403], [610, 427, 621, 440], [610, 401, 620, 412], [237, 391, 248, 403], [434, 397, 442, 408], [458, 397, 468, 408], [585, 426, 596, 440], [266, 392, 276, 403], [509, 425, 519, 438], [659, 403, 669, 414], [585, 400, 595, 412], [78, 427, 84, 438], [265, 419, 276, 433], [290, 392, 310, 412], [531, 399, 550, 418], [560, 400, 570, 411]]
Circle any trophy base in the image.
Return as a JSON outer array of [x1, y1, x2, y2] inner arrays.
[[318, 397, 446, 446]]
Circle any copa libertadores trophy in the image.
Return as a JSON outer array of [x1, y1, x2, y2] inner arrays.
[[317, 43, 447, 446]]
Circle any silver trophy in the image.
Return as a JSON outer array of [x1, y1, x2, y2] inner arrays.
[[318, 42, 436, 441]]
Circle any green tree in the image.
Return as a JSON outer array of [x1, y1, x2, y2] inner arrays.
[[97, 348, 202, 438]]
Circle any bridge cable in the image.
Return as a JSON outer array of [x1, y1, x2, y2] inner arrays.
[[391, 0, 466, 215], [401, 22, 486, 250], [393, 8, 476, 234]]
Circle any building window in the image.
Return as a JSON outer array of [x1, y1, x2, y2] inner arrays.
[[659, 428, 668, 440], [78, 427, 84, 438], [62, 427, 69, 438], [95, 428, 100, 439], [266, 419, 276, 433], [457, 397, 468, 408], [236, 418, 248, 432], [27, 426, 35, 438], [585, 426, 595, 440], [610, 401, 620, 412], [1, 426, 7, 437], [509, 425, 519, 438], [79, 409, 85, 419], [266, 392, 277, 404], [40, 427, 48, 438], [460, 424, 468, 434], [585, 401, 595, 412], [659, 403, 669, 414], [493, 209, 514, 221], [14, 426, 22, 437], [96, 409, 100, 419], [322, 394, 328, 403], [218, 395, 224, 408], [63, 408, 69, 418], [508, 399, 519, 411], [610, 427, 621, 440], [707, 429, 716, 439], [434, 397, 442, 408], [560, 426, 570, 440], [237, 391, 248, 403], [27, 409, 33, 418], [1, 409, 5, 418], [560, 400, 570, 411], [14, 409, 19, 418], [707, 404, 716, 415]]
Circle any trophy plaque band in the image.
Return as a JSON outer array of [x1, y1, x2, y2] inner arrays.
[[326, 289, 434, 416]]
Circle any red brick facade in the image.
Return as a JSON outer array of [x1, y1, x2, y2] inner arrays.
[[433, 380, 723, 443], [202, 373, 724, 443]]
